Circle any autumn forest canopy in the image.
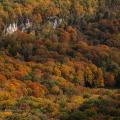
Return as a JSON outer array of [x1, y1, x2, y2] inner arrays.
[[0, 0, 120, 120]]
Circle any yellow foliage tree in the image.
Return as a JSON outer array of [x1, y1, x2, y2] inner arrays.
[[77, 70, 84, 86], [85, 66, 94, 86], [53, 66, 61, 76], [97, 68, 105, 87]]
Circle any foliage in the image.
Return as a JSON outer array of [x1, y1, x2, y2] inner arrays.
[[0, 0, 119, 120]]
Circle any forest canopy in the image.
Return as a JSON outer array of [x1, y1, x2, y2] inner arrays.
[[0, 0, 120, 120]]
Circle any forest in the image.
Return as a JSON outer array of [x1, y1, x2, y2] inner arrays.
[[0, 0, 119, 120]]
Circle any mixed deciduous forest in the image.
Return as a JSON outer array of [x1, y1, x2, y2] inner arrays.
[[0, 0, 120, 120]]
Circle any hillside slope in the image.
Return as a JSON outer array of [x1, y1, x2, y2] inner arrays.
[[0, 0, 120, 120]]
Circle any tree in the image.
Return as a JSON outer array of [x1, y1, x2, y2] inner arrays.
[[77, 71, 84, 86], [84, 66, 94, 87], [53, 66, 61, 77], [116, 72, 120, 87], [97, 68, 104, 87], [107, 73, 116, 87], [0, 74, 7, 87], [29, 82, 47, 97], [51, 85, 60, 95], [61, 65, 74, 80]]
